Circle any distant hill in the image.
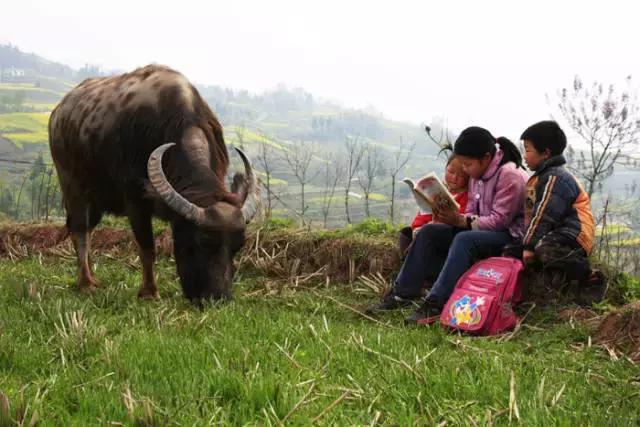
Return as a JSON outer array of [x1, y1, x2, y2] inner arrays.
[[0, 44, 445, 170], [0, 44, 453, 224], [0, 43, 76, 82]]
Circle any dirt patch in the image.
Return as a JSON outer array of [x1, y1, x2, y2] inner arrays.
[[557, 307, 599, 322], [595, 302, 640, 362], [0, 224, 68, 258], [0, 224, 173, 259]]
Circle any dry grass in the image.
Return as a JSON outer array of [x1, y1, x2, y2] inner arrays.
[[595, 301, 640, 362], [0, 223, 402, 287]]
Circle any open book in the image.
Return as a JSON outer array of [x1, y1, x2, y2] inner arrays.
[[402, 172, 460, 215]]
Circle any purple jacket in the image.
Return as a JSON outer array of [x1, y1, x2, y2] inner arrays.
[[465, 149, 529, 239]]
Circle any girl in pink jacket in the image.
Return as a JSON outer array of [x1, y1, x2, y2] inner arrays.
[[367, 127, 528, 324]]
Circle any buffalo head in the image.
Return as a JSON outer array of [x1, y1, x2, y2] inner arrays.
[[147, 143, 258, 302]]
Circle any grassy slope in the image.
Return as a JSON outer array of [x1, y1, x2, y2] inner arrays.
[[0, 255, 638, 425], [0, 112, 50, 148]]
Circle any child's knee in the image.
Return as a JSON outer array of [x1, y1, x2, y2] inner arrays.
[[534, 241, 567, 266], [414, 224, 439, 240], [533, 244, 550, 264], [451, 231, 475, 251]]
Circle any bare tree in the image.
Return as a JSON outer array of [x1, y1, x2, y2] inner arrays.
[[387, 138, 416, 223], [554, 75, 640, 198], [358, 144, 385, 218], [255, 134, 280, 219], [424, 124, 454, 150], [319, 152, 345, 227], [283, 140, 319, 224], [43, 168, 53, 221], [343, 136, 365, 224], [14, 174, 27, 220]]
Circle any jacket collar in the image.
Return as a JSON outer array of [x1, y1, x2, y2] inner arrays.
[[533, 154, 566, 176], [481, 148, 503, 181]]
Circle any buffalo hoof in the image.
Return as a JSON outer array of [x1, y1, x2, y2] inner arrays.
[[138, 288, 160, 300], [76, 276, 100, 294], [77, 284, 100, 294]]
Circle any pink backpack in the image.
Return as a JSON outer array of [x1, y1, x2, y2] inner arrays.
[[440, 257, 524, 335]]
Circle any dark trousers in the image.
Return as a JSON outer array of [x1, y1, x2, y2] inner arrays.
[[394, 224, 513, 305], [504, 233, 591, 286]]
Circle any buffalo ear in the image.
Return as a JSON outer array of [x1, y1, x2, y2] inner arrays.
[[142, 180, 164, 201], [233, 147, 260, 223], [231, 172, 247, 197]]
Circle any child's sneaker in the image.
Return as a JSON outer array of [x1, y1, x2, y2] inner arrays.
[[404, 297, 443, 325], [365, 289, 419, 314]]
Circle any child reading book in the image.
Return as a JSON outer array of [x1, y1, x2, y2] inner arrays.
[[398, 153, 469, 257], [369, 126, 528, 324]]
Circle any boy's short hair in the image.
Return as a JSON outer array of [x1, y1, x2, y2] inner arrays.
[[520, 120, 567, 156]]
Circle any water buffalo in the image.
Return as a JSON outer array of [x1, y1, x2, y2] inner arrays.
[[49, 64, 259, 302]]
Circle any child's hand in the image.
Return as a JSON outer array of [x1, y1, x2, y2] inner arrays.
[[434, 208, 466, 228], [523, 250, 535, 264]]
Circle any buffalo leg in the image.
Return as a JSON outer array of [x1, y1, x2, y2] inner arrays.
[[70, 231, 99, 292], [128, 208, 159, 299], [67, 204, 101, 292]]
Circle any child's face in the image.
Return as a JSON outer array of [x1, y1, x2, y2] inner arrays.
[[523, 140, 550, 171], [444, 157, 469, 192], [457, 153, 493, 180]]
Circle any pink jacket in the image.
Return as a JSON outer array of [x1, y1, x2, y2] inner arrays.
[[465, 149, 529, 239]]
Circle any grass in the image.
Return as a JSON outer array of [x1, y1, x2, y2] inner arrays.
[[2, 131, 49, 147], [368, 192, 387, 201], [0, 112, 50, 148], [620, 237, 640, 247], [0, 253, 639, 425], [22, 102, 58, 112], [596, 224, 632, 237], [0, 86, 64, 105], [0, 85, 63, 96], [226, 126, 287, 150], [0, 113, 49, 134]]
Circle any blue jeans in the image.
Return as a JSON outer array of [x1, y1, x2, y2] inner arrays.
[[394, 224, 513, 305]]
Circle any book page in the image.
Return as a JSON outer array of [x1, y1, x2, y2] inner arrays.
[[402, 178, 431, 213], [415, 172, 459, 213]]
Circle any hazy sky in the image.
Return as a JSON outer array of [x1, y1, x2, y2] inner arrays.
[[3, 0, 639, 141]]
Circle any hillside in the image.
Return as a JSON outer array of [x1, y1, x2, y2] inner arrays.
[[1, 44, 638, 232], [0, 44, 450, 225]]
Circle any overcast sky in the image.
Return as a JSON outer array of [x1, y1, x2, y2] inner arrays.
[[2, 0, 639, 141]]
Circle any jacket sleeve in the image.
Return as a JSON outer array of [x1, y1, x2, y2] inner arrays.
[[456, 191, 469, 214], [465, 181, 478, 216], [411, 213, 433, 229], [474, 169, 526, 232], [522, 174, 575, 250]]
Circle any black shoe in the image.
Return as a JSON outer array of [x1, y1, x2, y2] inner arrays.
[[404, 297, 443, 325], [577, 270, 606, 306], [365, 289, 419, 314]]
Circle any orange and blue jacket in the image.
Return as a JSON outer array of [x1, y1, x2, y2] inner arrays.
[[523, 155, 595, 254]]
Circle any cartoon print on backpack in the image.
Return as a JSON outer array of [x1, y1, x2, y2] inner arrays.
[[449, 294, 485, 327]]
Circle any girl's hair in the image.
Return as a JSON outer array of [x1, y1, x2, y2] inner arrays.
[[453, 126, 524, 169]]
